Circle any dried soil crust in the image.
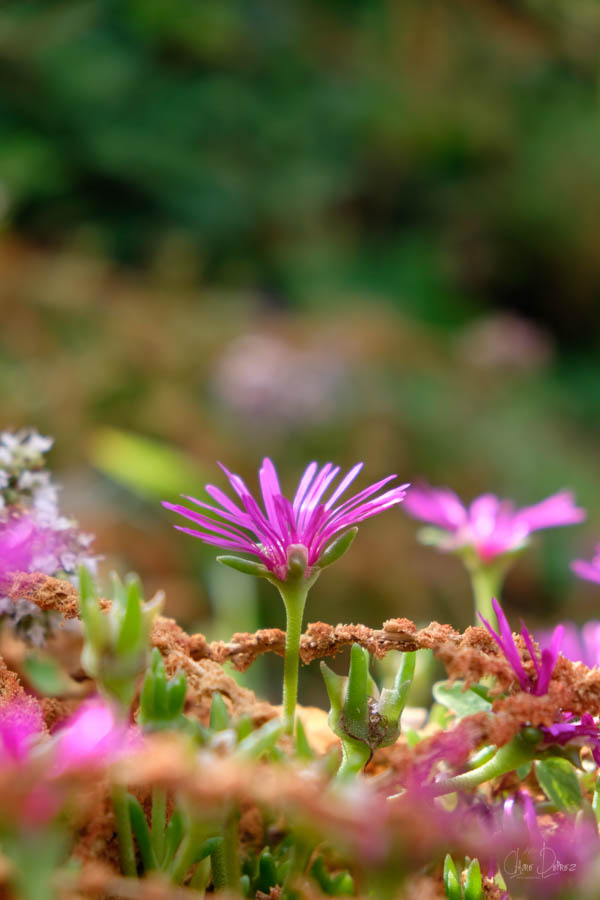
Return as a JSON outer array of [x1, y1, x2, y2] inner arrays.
[[2, 573, 585, 899], [12, 573, 600, 741]]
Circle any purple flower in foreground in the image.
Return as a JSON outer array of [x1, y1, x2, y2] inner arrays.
[[165, 459, 408, 733], [500, 792, 598, 896], [572, 544, 600, 585], [541, 712, 600, 765], [404, 483, 585, 563], [479, 598, 563, 696], [163, 458, 409, 581]]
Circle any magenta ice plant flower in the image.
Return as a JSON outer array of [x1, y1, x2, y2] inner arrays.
[[0, 696, 44, 763], [500, 792, 598, 896], [164, 458, 408, 733], [479, 598, 563, 696], [52, 697, 140, 774], [572, 544, 600, 586], [404, 483, 584, 563], [0, 696, 139, 832], [163, 458, 408, 582], [536, 621, 600, 670], [0, 515, 37, 584], [541, 712, 600, 766], [405, 483, 584, 627]]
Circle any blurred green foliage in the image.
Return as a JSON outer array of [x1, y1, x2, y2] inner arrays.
[[1, 0, 600, 341]]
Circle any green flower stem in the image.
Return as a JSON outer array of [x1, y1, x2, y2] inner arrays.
[[467, 561, 506, 628], [279, 582, 309, 735], [112, 785, 137, 877], [210, 839, 227, 891], [430, 730, 541, 797], [151, 786, 167, 866], [207, 813, 239, 892], [336, 737, 372, 781], [221, 811, 240, 890]]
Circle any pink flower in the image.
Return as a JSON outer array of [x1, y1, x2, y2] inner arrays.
[[404, 483, 585, 563], [541, 712, 600, 765], [479, 598, 563, 696], [163, 458, 408, 580], [536, 621, 600, 669], [0, 697, 44, 762], [53, 697, 140, 773], [500, 792, 598, 895], [572, 544, 600, 585], [0, 516, 37, 582]]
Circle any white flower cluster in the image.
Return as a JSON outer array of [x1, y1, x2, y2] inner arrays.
[[0, 429, 98, 642]]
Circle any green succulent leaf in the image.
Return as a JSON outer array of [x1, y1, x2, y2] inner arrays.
[[295, 717, 314, 761], [443, 854, 462, 900], [256, 849, 278, 893], [317, 528, 358, 568], [216, 555, 270, 578], [236, 718, 284, 760], [321, 661, 345, 721], [24, 655, 78, 697], [535, 758, 582, 812], [432, 680, 492, 720], [209, 692, 230, 732], [464, 858, 482, 900]]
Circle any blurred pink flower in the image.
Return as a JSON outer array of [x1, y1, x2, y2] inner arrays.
[[404, 483, 584, 563], [572, 544, 600, 586], [0, 696, 44, 762], [163, 458, 408, 580], [53, 697, 140, 774], [536, 620, 600, 669], [479, 598, 563, 696], [0, 515, 37, 582], [500, 792, 598, 896]]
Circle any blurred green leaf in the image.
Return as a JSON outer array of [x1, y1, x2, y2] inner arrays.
[[90, 427, 205, 499], [432, 681, 492, 720]]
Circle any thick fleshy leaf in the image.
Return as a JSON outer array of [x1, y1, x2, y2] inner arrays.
[[535, 758, 582, 811], [216, 555, 270, 578], [317, 528, 358, 568], [443, 855, 461, 900], [432, 680, 492, 719]]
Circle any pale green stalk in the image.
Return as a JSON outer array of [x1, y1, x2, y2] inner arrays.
[[278, 581, 310, 735], [112, 785, 137, 877]]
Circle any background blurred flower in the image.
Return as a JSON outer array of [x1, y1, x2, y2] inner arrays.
[[212, 333, 348, 432], [536, 621, 600, 669], [572, 545, 600, 586], [0, 429, 98, 643], [404, 484, 585, 563], [456, 313, 554, 371]]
